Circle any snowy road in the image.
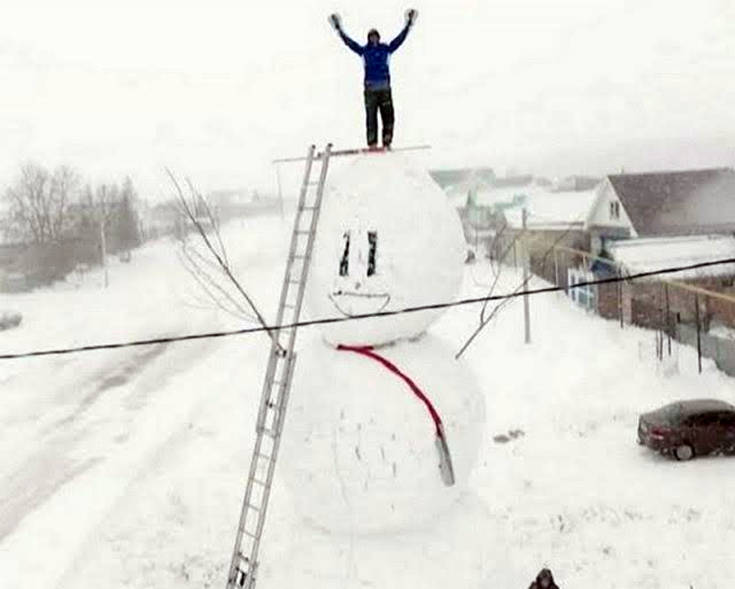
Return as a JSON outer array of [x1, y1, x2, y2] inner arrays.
[[1, 213, 734, 588]]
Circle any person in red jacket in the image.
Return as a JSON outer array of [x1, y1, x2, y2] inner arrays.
[[329, 10, 418, 149]]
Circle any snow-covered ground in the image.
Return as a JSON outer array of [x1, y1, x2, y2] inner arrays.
[[1, 211, 734, 588]]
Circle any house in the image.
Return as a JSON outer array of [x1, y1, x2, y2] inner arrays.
[[487, 187, 602, 279], [429, 168, 497, 207], [550, 175, 601, 192], [138, 201, 183, 240], [429, 167, 496, 192], [607, 235, 735, 330], [208, 189, 280, 221], [579, 167, 735, 321], [491, 174, 534, 189], [587, 167, 735, 257]]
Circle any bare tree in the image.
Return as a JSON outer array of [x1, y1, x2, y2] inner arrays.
[[456, 214, 580, 359], [50, 165, 81, 238], [115, 176, 141, 258], [166, 169, 282, 351], [3, 162, 80, 244]]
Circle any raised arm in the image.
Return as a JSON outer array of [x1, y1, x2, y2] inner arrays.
[[388, 23, 411, 53], [388, 9, 417, 53], [338, 28, 364, 56], [329, 15, 364, 56]]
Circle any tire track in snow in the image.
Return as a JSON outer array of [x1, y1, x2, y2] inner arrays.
[[0, 339, 206, 542]]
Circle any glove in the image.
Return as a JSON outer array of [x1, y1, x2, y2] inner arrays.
[[405, 8, 418, 26], [328, 13, 342, 31]]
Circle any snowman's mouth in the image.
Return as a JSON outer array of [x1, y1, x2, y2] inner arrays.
[[328, 291, 391, 317]]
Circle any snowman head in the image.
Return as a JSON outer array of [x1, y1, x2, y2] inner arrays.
[[306, 155, 465, 347]]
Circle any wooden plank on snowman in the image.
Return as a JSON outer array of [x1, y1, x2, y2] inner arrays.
[[273, 144, 431, 164]]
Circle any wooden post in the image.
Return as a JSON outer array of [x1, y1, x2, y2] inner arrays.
[[664, 283, 671, 356], [554, 247, 560, 288], [695, 293, 702, 374], [618, 270, 624, 328]]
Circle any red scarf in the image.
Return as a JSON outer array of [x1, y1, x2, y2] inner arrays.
[[336, 344, 455, 486], [336, 344, 443, 435]]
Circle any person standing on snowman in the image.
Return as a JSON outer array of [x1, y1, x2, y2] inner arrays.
[[329, 9, 418, 150]]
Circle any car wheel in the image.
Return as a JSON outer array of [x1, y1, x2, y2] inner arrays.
[[674, 444, 694, 461]]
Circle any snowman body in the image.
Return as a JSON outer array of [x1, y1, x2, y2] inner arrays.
[[280, 154, 486, 534]]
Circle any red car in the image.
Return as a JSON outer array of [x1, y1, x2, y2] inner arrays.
[[638, 399, 735, 460]]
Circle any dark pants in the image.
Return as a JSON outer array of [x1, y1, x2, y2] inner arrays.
[[364, 86, 395, 147]]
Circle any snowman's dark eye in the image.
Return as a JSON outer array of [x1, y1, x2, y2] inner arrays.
[[339, 231, 350, 276], [367, 231, 377, 276]]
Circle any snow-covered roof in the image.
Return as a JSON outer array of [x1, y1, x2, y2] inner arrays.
[[608, 167, 735, 236], [476, 187, 597, 230], [608, 235, 735, 280]]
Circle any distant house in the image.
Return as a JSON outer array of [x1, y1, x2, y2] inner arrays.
[[207, 189, 280, 221], [138, 201, 183, 240], [551, 175, 601, 192], [492, 174, 534, 189], [429, 168, 496, 204], [587, 167, 735, 257]]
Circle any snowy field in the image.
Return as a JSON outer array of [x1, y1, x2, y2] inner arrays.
[[1, 211, 734, 588]]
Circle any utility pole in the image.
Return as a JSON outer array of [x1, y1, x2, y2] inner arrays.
[[522, 208, 531, 344], [694, 293, 702, 374]]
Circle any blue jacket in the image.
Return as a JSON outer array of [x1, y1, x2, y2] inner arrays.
[[338, 25, 411, 89]]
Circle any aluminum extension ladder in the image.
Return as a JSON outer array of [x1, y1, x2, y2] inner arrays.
[[226, 143, 332, 589]]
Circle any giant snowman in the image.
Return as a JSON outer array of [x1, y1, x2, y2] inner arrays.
[[275, 154, 489, 587]]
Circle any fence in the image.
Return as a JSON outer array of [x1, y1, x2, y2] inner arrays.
[[549, 245, 735, 377]]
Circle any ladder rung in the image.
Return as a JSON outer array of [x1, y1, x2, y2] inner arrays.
[[294, 230, 311, 235], [243, 529, 258, 540], [235, 567, 250, 579], [246, 502, 261, 512], [257, 452, 273, 461], [251, 476, 270, 487], [301, 206, 317, 211], [257, 425, 278, 438], [234, 570, 251, 587]]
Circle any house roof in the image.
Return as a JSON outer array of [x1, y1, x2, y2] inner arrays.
[[608, 234, 735, 280], [429, 168, 496, 190], [608, 167, 735, 237], [492, 174, 534, 188], [482, 187, 598, 230], [551, 175, 602, 192]]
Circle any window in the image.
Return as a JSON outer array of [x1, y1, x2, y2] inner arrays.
[[609, 201, 621, 220], [694, 413, 719, 427]]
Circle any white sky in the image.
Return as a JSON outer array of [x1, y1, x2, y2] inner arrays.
[[1, 0, 734, 198]]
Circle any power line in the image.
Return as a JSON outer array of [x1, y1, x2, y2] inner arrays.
[[2, 256, 734, 361]]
